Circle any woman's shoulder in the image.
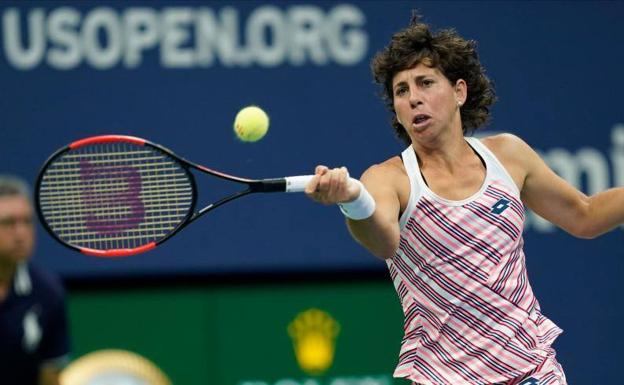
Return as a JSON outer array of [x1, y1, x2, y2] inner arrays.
[[362, 155, 405, 180], [479, 132, 531, 154], [478, 132, 536, 189]]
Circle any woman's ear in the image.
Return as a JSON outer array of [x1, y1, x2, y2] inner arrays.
[[455, 79, 467, 106]]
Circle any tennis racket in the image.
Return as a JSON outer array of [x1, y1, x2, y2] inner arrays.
[[35, 135, 336, 257]]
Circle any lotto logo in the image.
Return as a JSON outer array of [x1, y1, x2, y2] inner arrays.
[[491, 198, 511, 215]]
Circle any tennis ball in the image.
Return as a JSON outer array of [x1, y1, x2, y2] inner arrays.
[[233, 106, 269, 142]]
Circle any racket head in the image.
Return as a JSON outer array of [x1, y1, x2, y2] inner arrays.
[[35, 135, 197, 257]]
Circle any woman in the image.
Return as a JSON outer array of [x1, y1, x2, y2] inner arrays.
[[305, 14, 623, 385]]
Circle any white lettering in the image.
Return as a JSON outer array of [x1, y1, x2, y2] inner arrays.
[[288, 6, 326, 66], [1, 5, 368, 70], [82, 7, 122, 69], [275, 380, 314, 385], [47, 7, 81, 70], [238, 376, 391, 385], [325, 4, 367, 66], [611, 124, 624, 186], [525, 124, 622, 233], [218, 7, 248, 66], [194, 8, 219, 67], [3, 8, 45, 69], [247, 6, 287, 67], [330, 377, 390, 385], [161, 7, 194, 68], [123, 7, 159, 68]]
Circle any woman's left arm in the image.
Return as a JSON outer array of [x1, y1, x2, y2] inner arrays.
[[512, 135, 624, 238]]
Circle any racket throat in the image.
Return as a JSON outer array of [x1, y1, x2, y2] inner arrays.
[[250, 179, 287, 193], [189, 189, 254, 224]]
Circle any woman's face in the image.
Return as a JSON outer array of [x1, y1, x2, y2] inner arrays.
[[392, 62, 466, 144]]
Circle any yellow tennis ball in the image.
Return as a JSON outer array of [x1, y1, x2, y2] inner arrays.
[[233, 106, 269, 142]]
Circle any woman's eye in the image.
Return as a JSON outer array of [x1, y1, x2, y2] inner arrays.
[[395, 87, 408, 96], [422, 79, 434, 87]]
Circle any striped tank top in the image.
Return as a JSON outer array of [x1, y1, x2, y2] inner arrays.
[[387, 137, 562, 385]]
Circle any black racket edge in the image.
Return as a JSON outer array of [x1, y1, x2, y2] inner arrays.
[[142, 136, 291, 222], [34, 143, 86, 255], [34, 135, 199, 258], [141, 137, 292, 239], [147, 138, 289, 193], [34, 135, 291, 258]]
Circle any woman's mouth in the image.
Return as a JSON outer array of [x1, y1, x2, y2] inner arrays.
[[412, 114, 431, 128]]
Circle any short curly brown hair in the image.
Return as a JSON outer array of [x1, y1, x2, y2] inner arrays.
[[371, 13, 496, 145]]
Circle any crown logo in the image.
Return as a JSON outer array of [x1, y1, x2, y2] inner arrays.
[[287, 308, 340, 375]]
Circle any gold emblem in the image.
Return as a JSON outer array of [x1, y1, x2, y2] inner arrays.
[[288, 308, 340, 375], [60, 349, 171, 385]]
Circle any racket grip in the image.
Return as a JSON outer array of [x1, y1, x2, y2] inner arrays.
[[284, 175, 359, 193], [284, 175, 315, 192]]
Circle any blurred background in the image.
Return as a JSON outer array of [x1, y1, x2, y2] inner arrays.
[[1, 1, 623, 384]]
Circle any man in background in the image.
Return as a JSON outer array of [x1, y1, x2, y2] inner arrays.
[[0, 175, 70, 385]]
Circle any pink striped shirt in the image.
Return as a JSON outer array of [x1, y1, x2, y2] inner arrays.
[[387, 137, 562, 385]]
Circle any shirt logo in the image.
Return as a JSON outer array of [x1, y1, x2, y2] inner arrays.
[[519, 377, 539, 385], [22, 306, 42, 353], [491, 198, 511, 215]]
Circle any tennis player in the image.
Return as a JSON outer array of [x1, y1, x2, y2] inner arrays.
[[305, 14, 623, 385]]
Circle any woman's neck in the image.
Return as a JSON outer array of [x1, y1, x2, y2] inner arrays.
[[412, 129, 472, 171]]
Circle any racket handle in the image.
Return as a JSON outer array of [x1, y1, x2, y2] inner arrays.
[[284, 175, 315, 192], [283, 175, 359, 193]]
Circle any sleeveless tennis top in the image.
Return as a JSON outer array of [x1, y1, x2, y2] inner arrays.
[[387, 137, 562, 385]]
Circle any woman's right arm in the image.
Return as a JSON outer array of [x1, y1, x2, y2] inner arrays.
[[305, 163, 402, 259]]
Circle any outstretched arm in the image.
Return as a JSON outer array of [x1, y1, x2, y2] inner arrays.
[[305, 164, 402, 259], [505, 134, 624, 238]]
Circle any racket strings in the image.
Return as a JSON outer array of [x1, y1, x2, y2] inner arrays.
[[38, 142, 194, 251]]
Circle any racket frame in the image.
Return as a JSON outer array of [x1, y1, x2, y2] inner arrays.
[[35, 135, 288, 257]]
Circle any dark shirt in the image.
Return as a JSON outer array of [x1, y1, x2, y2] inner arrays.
[[0, 263, 70, 385]]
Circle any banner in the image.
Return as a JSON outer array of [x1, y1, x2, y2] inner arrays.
[[68, 281, 407, 385]]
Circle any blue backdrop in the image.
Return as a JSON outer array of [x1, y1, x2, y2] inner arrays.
[[1, 1, 623, 384]]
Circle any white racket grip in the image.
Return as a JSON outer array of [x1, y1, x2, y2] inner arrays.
[[284, 175, 360, 193], [284, 175, 315, 192]]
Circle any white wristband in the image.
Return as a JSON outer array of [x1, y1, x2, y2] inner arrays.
[[338, 180, 376, 220]]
